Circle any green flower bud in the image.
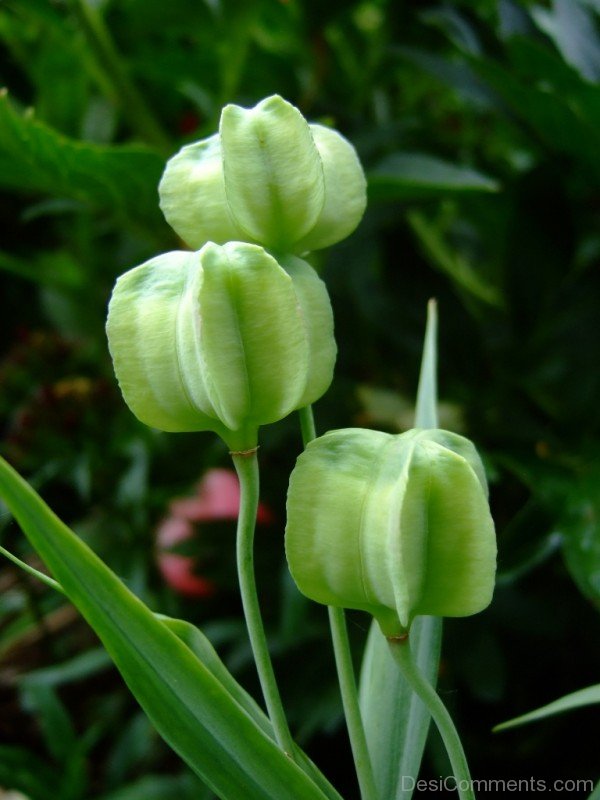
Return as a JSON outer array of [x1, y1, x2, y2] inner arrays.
[[106, 242, 336, 450], [285, 428, 496, 636], [158, 95, 366, 254]]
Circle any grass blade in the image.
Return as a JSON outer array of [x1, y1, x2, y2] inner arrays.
[[494, 684, 600, 732], [0, 454, 334, 800]]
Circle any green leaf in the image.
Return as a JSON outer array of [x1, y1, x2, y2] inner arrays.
[[494, 683, 600, 732], [360, 616, 442, 799], [407, 210, 504, 308], [98, 774, 214, 800], [0, 745, 59, 800], [160, 615, 344, 800], [359, 301, 442, 799], [531, 0, 600, 82], [0, 250, 85, 288], [20, 683, 89, 800], [0, 454, 336, 800], [368, 153, 499, 202], [472, 46, 600, 179], [0, 90, 165, 231], [415, 298, 438, 430], [20, 683, 78, 762], [20, 647, 112, 688], [559, 467, 600, 610]]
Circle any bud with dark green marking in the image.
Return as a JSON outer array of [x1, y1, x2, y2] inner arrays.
[[285, 428, 496, 636], [159, 95, 367, 254], [106, 242, 336, 451]]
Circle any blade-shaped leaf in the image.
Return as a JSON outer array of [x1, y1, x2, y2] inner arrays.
[[0, 454, 334, 800], [407, 210, 504, 308], [359, 301, 443, 800], [559, 465, 600, 611], [97, 774, 213, 800], [415, 298, 438, 430], [494, 684, 600, 732], [359, 616, 442, 799], [161, 615, 343, 800], [368, 152, 499, 202], [531, 0, 600, 82], [0, 90, 165, 231], [0, 745, 59, 800]]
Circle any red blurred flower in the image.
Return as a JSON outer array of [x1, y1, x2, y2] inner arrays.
[[156, 468, 274, 597]]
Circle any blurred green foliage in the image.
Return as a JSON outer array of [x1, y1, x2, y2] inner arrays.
[[0, 0, 599, 797]]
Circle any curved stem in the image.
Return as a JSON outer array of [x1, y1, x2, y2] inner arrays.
[[0, 544, 64, 594], [298, 404, 317, 444], [299, 405, 378, 800], [232, 452, 296, 758], [388, 636, 475, 800]]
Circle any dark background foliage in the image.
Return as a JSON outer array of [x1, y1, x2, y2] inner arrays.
[[0, 1, 598, 797]]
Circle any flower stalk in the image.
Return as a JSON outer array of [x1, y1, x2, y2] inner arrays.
[[232, 450, 296, 758], [299, 405, 378, 800], [387, 635, 475, 800]]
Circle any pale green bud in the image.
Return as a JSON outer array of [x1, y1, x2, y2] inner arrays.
[[106, 243, 336, 450], [285, 428, 496, 636], [158, 95, 366, 254]]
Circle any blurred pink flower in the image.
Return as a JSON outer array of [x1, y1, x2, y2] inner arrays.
[[156, 468, 273, 597]]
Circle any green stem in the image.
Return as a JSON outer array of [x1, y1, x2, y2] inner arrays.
[[232, 451, 296, 758], [298, 404, 317, 444], [70, 0, 170, 151], [299, 405, 378, 800], [329, 606, 379, 800], [0, 543, 64, 594], [388, 636, 475, 800]]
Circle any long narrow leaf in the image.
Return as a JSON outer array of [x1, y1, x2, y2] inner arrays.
[[359, 616, 441, 799], [0, 548, 341, 799], [359, 300, 443, 800], [0, 454, 333, 800], [161, 615, 343, 800], [415, 298, 438, 429], [494, 684, 600, 732]]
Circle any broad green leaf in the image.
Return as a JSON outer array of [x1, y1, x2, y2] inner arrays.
[[494, 684, 600, 731], [590, 780, 600, 800], [0, 90, 165, 231], [359, 301, 442, 799], [0, 454, 335, 800], [368, 153, 499, 202]]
